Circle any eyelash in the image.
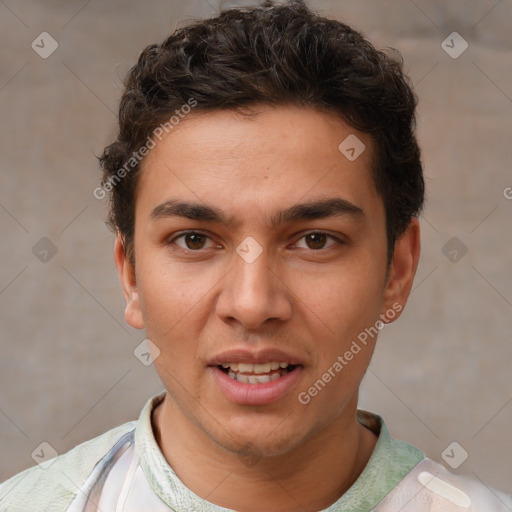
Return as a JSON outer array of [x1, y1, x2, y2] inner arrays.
[[167, 230, 344, 253]]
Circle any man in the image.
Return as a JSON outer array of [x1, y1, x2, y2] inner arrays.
[[0, 1, 510, 511]]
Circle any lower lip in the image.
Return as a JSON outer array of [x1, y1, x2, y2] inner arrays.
[[210, 366, 303, 406]]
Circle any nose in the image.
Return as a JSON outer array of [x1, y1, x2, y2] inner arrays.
[[215, 245, 293, 330]]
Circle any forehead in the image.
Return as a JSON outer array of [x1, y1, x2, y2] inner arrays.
[[135, 105, 382, 227]]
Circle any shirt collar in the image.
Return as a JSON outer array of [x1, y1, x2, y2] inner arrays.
[[135, 392, 424, 511]]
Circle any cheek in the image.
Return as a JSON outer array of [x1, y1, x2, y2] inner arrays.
[[296, 261, 385, 333], [138, 255, 207, 313], [135, 263, 203, 356], [138, 268, 204, 385]]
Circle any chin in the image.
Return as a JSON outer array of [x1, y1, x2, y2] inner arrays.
[[210, 418, 310, 460]]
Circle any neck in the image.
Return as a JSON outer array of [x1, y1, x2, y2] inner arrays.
[[152, 394, 377, 512]]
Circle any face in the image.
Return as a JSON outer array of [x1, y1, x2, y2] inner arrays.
[[116, 105, 419, 458]]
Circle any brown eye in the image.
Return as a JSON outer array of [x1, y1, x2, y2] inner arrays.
[[294, 232, 341, 251], [172, 232, 214, 251], [305, 233, 328, 250], [184, 233, 207, 250]]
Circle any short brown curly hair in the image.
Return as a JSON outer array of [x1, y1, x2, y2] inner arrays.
[[99, 0, 424, 264]]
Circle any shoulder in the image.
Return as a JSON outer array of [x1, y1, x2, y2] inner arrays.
[[354, 411, 511, 511], [0, 421, 136, 512], [374, 458, 512, 511]]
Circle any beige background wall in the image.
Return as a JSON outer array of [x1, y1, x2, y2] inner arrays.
[[1, 0, 511, 493]]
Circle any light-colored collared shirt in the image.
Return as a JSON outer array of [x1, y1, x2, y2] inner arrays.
[[0, 392, 510, 511]]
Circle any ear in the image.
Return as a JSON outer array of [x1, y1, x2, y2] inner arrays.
[[381, 217, 421, 323], [114, 235, 145, 330]]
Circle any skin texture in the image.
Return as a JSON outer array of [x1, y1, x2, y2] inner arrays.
[[115, 105, 421, 512]]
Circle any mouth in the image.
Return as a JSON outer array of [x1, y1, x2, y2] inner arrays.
[[218, 362, 298, 384], [208, 349, 304, 405]]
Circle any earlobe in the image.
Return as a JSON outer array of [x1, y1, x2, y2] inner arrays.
[[381, 218, 421, 323], [114, 235, 145, 330]]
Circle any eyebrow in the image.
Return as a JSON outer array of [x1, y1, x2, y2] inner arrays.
[[149, 197, 364, 228]]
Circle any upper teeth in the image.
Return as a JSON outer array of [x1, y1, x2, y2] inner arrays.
[[221, 362, 289, 373]]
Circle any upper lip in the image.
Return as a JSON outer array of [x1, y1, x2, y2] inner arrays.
[[208, 348, 304, 366]]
